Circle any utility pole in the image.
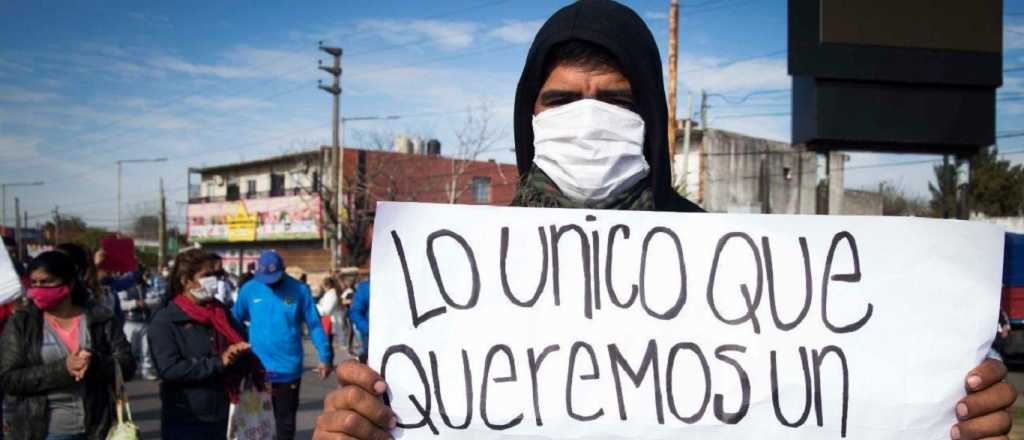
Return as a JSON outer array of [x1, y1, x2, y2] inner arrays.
[[679, 92, 693, 190], [14, 198, 21, 262], [159, 178, 167, 269], [53, 206, 60, 244], [319, 41, 343, 270], [700, 89, 709, 130], [117, 161, 122, 233], [667, 0, 679, 160], [698, 89, 708, 204], [1, 181, 44, 228]]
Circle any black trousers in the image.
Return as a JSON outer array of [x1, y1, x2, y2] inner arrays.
[[271, 380, 301, 440]]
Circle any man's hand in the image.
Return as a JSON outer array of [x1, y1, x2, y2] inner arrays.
[[220, 342, 250, 367], [952, 358, 1017, 439], [314, 360, 396, 440], [318, 362, 333, 380]]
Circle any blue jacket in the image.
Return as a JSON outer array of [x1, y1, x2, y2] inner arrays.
[[232, 274, 331, 383], [349, 281, 370, 350]]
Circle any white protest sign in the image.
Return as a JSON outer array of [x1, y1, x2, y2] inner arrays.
[[369, 202, 1003, 439], [0, 241, 22, 304]]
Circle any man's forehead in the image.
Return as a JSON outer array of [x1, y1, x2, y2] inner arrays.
[[541, 64, 631, 90]]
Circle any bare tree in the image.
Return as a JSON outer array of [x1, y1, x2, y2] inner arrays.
[[444, 101, 506, 203]]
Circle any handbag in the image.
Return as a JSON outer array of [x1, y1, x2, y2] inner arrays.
[[106, 361, 139, 440], [227, 377, 276, 440]]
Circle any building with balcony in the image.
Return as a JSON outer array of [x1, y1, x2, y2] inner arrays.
[[186, 142, 518, 276]]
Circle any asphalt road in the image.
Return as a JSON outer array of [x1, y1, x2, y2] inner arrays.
[[125, 346, 1024, 439], [125, 339, 352, 439]]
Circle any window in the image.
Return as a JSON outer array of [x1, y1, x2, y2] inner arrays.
[[246, 180, 257, 198], [312, 171, 320, 193], [226, 183, 240, 201], [472, 177, 491, 204], [270, 174, 285, 197]]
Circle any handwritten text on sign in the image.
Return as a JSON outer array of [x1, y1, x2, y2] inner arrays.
[[369, 202, 1002, 439]]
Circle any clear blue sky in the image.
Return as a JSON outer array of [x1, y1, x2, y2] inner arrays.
[[1, 0, 1022, 229]]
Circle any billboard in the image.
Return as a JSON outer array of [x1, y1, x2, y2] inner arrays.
[[187, 195, 322, 243], [789, 0, 1002, 152]]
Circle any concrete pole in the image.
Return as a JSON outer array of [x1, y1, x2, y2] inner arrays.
[[14, 197, 21, 262], [680, 92, 693, 190], [159, 178, 167, 269], [117, 161, 123, 234], [667, 0, 679, 160]]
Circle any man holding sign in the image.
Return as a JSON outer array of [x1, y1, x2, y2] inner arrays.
[[314, 1, 1016, 439]]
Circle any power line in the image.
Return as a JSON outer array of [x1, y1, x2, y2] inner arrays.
[[706, 89, 789, 104], [682, 48, 786, 73]]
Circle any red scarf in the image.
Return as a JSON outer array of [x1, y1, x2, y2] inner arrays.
[[173, 295, 266, 402]]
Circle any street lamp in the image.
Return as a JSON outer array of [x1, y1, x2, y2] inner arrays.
[[1, 181, 44, 228], [117, 158, 167, 234]]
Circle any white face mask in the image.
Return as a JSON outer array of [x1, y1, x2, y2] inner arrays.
[[191, 276, 219, 303], [532, 99, 650, 202]]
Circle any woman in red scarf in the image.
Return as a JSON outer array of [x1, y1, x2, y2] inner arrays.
[[148, 249, 265, 437]]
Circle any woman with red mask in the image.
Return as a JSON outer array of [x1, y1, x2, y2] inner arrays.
[[0, 251, 135, 440], [148, 249, 265, 437]]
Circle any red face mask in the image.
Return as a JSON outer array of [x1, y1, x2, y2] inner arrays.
[[28, 285, 71, 310]]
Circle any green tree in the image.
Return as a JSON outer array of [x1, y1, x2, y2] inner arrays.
[[969, 146, 1024, 216], [928, 147, 1024, 218]]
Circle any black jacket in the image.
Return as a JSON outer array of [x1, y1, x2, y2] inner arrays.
[[0, 302, 136, 440], [148, 300, 253, 426], [513, 0, 704, 213]]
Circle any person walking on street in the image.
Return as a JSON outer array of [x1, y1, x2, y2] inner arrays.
[[0, 242, 24, 440], [347, 277, 370, 363], [0, 251, 135, 440], [209, 254, 237, 308], [54, 244, 103, 310], [116, 268, 162, 380], [147, 249, 263, 438], [238, 262, 256, 288], [232, 250, 332, 440], [315, 277, 341, 360]]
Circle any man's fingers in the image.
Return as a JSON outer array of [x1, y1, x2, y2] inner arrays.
[[967, 359, 1008, 392], [325, 386, 396, 430], [958, 382, 1017, 420], [952, 409, 1011, 439], [314, 410, 393, 440], [337, 359, 387, 395]]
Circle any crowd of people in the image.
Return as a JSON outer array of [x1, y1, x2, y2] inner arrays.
[[0, 238, 370, 439]]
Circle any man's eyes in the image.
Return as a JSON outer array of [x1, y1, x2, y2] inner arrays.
[[545, 97, 634, 110]]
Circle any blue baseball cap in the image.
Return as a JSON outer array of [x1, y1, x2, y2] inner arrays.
[[255, 250, 284, 285]]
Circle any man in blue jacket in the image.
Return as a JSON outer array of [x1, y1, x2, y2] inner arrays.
[[348, 278, 370, 363], [232, 250, 332, 440]]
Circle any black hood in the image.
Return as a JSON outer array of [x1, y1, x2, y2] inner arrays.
[[513, 0, 703, 212]]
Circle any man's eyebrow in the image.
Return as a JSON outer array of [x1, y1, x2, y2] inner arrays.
[[539, 90, 583, 101], [595, 89, 633, 100]]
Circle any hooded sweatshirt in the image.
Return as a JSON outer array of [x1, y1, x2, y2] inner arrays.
[[513, 0, 704, 213]]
